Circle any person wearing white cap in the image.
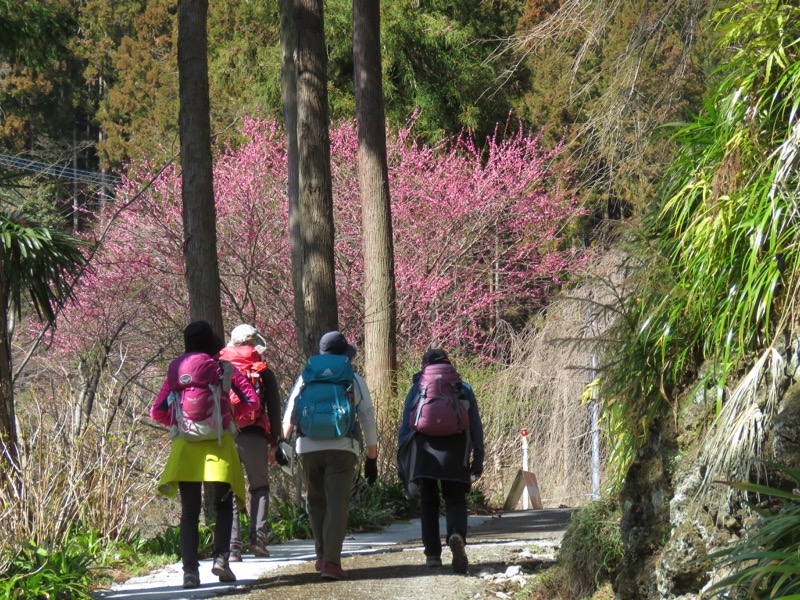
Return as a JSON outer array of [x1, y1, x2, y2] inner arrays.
[[219, 324, 282, 561], [280, 331, 378, 581]]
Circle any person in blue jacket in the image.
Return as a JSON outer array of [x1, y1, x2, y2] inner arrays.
[[397, 348, 485, 574]]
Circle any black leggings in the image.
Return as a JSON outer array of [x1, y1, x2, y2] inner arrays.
[[419, 478, 469, 558], [179, 481, 233, 572]]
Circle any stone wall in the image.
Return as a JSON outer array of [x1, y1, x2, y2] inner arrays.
[[613, 337, 800, 598]]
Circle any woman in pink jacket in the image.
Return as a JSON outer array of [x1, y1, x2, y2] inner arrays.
[[150, 320, 260, 589]]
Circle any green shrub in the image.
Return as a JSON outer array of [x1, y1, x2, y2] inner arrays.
[[266, 479, 420, 541], [467, 487, 490, 513], [268, 497, 312, 542], [140, 526, 181, 558], [0, 540, 94, 600], [521, 565, 572, 600], [558, 500, 623, 598], [348, 479, 420, 532], [594, 0, 800, 498]]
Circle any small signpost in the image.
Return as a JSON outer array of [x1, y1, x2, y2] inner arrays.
[[521, 428, 529, 509], [502, 428, 543, 511]]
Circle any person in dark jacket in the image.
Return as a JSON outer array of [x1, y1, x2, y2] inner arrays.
[[397, 348, 485, 574]]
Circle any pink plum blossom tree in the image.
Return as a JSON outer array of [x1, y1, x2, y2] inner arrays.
[[31, 116, 584, 407]]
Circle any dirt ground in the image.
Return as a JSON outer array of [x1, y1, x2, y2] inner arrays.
[[241, 508, 573, 600]]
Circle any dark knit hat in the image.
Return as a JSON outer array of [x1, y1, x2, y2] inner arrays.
[[183, 320, 225, 357], [319, 331, 356, 358], [422, 348, 450, 368]]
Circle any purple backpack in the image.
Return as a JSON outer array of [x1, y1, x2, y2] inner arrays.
[[409, 363, 470, 436], [166, 352, 234, 443]]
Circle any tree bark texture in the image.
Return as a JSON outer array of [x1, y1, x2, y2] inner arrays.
[[353, 0, 398, 416], [0, 251, 18, 461], [296, 0, 338, 358], [178, 0, 224, 338], [280, 0, 305, 348]]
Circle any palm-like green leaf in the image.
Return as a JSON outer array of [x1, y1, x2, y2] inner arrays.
[[600, 0, 800, 491], [708, 464, 800, 599], [1, 211, 87, 323]]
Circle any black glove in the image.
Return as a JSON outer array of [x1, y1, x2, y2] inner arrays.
[[470, 461, 483, 480], [275, 446, 290, 467], [364, 457, 378, 486]]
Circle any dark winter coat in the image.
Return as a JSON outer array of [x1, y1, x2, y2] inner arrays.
[[397, 370, 484, 496]]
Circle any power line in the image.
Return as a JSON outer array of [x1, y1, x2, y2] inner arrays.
[[0, 152, 120, 187]]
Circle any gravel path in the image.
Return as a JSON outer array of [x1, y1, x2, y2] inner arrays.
[[95, 509, 573, 600], [244, 509, 573, 600]]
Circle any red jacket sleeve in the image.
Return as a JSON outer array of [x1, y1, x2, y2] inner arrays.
[[150, 379, 173, 426], [230, 367, 261, 421]]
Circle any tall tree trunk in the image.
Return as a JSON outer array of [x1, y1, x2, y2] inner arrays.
[[296, 0, 338, 358], [178, 0, 223, 338], [178, 0, 223, 524], [0, 251, 18, 464], [280, 0, 305, 348], [353, 0, 397, 424]]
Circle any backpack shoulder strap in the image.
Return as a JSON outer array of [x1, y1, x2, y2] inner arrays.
[[351, 373, 363, 409]]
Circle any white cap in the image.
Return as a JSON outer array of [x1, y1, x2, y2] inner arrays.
[[229, 324, 267, 354]]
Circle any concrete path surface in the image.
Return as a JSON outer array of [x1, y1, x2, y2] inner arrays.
[[93, 509, 574, 600], [93, 515, 491, 600]]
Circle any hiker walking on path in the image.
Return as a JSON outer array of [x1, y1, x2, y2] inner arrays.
[[149, 321, 260, 589], [397, 348, 485, 574], [280, 330, 379, 581], [219, 324, 283, 561]]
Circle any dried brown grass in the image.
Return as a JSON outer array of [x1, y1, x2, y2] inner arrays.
[[0, 390, 168, 571], [478, 247, 629, 507]]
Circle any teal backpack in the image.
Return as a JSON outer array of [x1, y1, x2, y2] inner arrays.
[[293, 354, 356, 440]]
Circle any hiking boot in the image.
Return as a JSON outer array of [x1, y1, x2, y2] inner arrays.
[[211, 555, 236, 583], [426, 555, 443, 568], [250, 541, 270, 557], [314, 559, 324, 572], [448, 533, 468, 574], [228, 548, 242, 562], [183, 570, 200, 589], [320, 561, 348, 580]]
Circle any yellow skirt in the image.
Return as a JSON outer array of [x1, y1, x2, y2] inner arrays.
[[157, 434, 246, 509]]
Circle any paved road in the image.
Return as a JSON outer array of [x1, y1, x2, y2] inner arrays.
[[94, 508, 573, 600]]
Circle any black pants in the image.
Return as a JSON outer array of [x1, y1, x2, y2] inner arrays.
[[179, 481, 233, 572], [419, 478, 470, 558]]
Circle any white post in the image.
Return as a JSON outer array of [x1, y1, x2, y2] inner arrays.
[[588, 307, 601, 501], [521, 428, 529, 510], [590, 354, 601, 501]]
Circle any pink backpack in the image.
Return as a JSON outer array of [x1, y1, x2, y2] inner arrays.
[[166, 352, 234, 444], [409, 363, 470, 436]]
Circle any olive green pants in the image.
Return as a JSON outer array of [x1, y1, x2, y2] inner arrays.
[[299, 450, 357, 566]]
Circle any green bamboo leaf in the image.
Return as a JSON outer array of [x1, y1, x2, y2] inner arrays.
[[717, 480, 800, 500]]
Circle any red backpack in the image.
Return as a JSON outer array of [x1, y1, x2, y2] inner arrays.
[[166, 352, 234, 443], [409, 363, 470, 436], [219, 345, 269, 429]]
